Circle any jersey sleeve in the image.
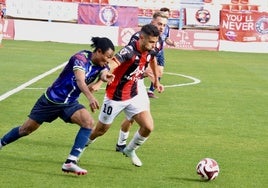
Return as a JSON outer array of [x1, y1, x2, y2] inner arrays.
[[166, 25, 170, 38], [114, 45, 134, 64], [72, 53, 87, 72], [100, 65, 110, 75], [128, 32, 140, 45]]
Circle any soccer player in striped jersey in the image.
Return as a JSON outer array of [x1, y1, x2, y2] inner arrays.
[[115, 11, 170, 152], [0, 37, 115, 175], [84, 24, 164, 167]]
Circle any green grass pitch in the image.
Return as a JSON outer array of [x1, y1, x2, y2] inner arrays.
[[0, 40, 268, 187]]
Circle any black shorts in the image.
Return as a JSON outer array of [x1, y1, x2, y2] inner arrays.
[[28, 94, 85, 125]]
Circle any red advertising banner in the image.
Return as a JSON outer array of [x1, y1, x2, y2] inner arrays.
[[78, 4, 138, 27], [118, 27, 219, 51], [0, 19, 14, 40], [169, 29, 219, 51], [220, 10, 268, 42]]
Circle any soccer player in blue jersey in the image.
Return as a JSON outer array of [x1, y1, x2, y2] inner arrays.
[[0, 37, 115, 175]]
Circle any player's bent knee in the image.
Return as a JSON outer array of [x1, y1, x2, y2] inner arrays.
[[147, 125, 154, 132], [81, 119, 95, 129], [140, 124, 154, 136]]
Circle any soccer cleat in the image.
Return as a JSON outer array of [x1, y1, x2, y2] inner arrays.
[[62, 161, 87, 175], [123, 148, 142, 167], [147, 92, 158, 99], [115, 144, 126, 153]]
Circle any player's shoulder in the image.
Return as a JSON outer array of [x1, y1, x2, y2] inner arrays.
[[74, 50, 91, 61], [129, 31, 141, 44], [120, 44, 135, 54], [133, 31, 141, 38], [115, 45, 135, 62]]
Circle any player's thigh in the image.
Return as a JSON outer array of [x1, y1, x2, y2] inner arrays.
[[125, 94, 150, 123], [99, 97, 127, 125]]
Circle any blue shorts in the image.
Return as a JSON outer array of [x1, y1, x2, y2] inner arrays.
[[28, 94, 85, 125], [156, 50, 165, 67]]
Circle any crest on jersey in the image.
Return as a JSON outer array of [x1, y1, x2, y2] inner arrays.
[[99, 6, 118, 26]]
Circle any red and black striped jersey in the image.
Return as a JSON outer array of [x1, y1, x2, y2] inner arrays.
[[106, 40, 154, 101]]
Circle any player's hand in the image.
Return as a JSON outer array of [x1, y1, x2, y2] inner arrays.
[[105, 73, 115, 85], [88, 82, 101, 92], [157, 84, 164, 93], [89, 97, 99, 112], [153, 82, 164, 93]]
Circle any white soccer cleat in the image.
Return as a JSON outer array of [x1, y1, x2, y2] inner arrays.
[[62, 161, 87, 175], [123, 148, 142, 167]]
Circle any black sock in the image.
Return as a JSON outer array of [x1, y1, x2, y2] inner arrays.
[[65, 159, 76, 164]]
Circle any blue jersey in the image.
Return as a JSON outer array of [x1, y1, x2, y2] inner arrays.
[[161, 25, 170, 42], [45, 50, 108, 104]]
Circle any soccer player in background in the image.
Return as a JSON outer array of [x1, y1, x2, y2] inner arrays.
[[0, 37, 115, 175], [148, 7, 175, 98], [147, 7, 176, 98]]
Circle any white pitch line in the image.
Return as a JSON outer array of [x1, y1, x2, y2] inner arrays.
[[164, 72, 201, 87], [23, 72, 201, 90], [0, 61, 67, 102], [0, 68, 201, 102]]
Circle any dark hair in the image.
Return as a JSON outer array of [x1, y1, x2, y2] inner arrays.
[[141, 24, 160, 37], [160, 7, 170, 12], [90, 37, 115, 53]]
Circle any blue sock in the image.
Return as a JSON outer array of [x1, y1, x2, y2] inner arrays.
[[70, 127, 92, 157], [149, 77, 161, 92], [1, 126, 21, 146], [149, 82, 154, 92]]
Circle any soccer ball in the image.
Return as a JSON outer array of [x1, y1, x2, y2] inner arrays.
[[196, 158, 220, 181]]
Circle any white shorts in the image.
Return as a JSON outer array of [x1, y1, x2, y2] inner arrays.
[[99, 79, 149, 124]]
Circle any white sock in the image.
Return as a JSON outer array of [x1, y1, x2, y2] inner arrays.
[[67, 155, 78, 162], [126, 131, 148, 151], [117, 129, 129, 146], [86, 138, 96, 146]]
